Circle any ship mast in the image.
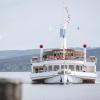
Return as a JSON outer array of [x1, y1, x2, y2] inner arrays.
[[60, 6, 71, 59]]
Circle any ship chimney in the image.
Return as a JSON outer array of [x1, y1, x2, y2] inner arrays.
[[39, 44, 43, 61], [83, 44, 87, 63]]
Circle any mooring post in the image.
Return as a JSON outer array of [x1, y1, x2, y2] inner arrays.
[[0, 78, 22, 100]]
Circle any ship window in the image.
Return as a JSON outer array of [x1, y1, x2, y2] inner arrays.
[[44, 66, 47, 72], [43, 55, 47, 59], [54, 53, 56, 56], [39, 67, 44, 73], [71, 53, 73, 56], [76, 65, 83, 71], [61, 65, 64, 69], [83, 66, 87, 72], [60, 52, 63, 56], [80, 66, 83, 71], [76, 65, 80, 71], [57, 53, 60, 56], [69, 65, 74, 71], [65, 65, 67, 69], [54, 65, 59, 71], [61, 65, 67, 69], [48, 65, 52, 71], [34, 68, 38, 73], [35, 68, 38, 73]]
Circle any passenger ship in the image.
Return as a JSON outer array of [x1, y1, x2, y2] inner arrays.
[[30, 45, 97, 84], [30, 8, 97, 84]]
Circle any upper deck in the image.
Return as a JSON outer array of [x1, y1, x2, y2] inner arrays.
[[31, 49, 97, 63], [31, 49, 97, 74]]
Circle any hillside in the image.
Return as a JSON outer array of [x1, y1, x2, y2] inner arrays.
[[0, 49, 40, 59], [0, 48, 100, 71]]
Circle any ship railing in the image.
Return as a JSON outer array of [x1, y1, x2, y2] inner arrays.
[[31, 57, 96, 63]]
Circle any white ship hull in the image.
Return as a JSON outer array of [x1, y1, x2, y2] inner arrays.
[[31, 70, 97, 84]]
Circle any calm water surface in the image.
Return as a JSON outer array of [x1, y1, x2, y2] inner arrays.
[[0, 72, 100, 100]]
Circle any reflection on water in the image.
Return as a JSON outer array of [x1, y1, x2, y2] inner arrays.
[[0, 72, 100, 100]]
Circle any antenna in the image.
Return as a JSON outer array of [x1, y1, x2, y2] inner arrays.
[[60, 1, 71, 59], [62, 0, 71, 28], [64, 7, 71, 29], [60, 7, 71, 49]]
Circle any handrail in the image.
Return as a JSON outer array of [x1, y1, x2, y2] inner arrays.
[[31, 58, 95, 63]]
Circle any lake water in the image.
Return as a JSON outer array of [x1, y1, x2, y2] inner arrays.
[[0, 72, 100, 100]]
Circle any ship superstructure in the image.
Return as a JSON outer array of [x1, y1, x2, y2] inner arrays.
[[30, 6, 97, 84]]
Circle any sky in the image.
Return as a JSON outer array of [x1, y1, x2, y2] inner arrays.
[[0, 0, 100, 50]]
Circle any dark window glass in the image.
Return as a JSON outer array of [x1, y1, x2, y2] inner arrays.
[[61, 65, 64, 69], [69, 65, 74, 71], [54, 53, 56, 56], [65, 65, 67, 69], [48, 65, 52, 71], [76, 65, 80, 71], [54, 65, 59, 71]]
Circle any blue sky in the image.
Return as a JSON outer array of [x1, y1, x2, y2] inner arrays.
[[0, 0, 100, 50]]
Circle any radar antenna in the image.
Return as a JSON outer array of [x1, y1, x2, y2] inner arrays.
[[65, 7, 71, 24]]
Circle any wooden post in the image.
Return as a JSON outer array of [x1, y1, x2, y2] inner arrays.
[[0, 78, 22, 100]]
